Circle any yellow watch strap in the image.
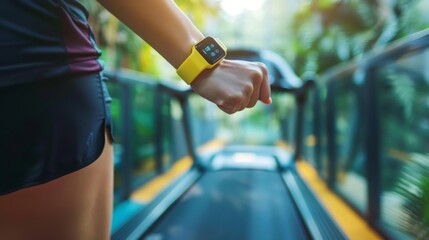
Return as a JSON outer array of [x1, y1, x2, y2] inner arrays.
[[177, 47, 209, 85]]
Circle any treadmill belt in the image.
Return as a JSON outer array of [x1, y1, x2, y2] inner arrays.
[[142, 170, 310, 240]]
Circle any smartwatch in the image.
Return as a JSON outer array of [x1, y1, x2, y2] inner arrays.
[[177, 36, 227, 85]]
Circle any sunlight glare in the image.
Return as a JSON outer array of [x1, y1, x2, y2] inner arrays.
[[220, 0, 266, 16]]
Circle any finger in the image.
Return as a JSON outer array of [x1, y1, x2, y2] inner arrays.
[[258, 63, 272, 104], [216, 98, 240, 114], [239, 82, 253, 110], [246, 91, 259, 108], [243, 62, 266, 108], [217, 104, 236, 115], [246, 77, 260, 108], [232, 99, 247, 112]]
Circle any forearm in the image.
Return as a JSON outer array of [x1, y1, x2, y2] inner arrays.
[[97, 0, 272, 114], [97, 0, 204, 68]]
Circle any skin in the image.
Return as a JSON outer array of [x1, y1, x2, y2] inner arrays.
[[0, 0, 271, 239], [98, 0, 272, 114], [0, 132, 113, 240]]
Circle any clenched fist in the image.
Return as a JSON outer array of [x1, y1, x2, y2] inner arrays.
[[190, 59, 272, 114]]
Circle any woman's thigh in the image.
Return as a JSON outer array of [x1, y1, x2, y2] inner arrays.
[[0, 131, 113, 240]]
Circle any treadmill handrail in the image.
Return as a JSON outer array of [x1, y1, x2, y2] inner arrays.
[[227, 49, 303, 90], [321, 28, 429, 83]]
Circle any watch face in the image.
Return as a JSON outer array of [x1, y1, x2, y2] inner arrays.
[[195, 36, 226, 65]]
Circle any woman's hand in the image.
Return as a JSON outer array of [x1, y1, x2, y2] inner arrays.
[[190, 59, 272, 114]]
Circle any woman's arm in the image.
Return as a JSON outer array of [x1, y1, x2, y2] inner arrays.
[[97, 0, 271, 114]]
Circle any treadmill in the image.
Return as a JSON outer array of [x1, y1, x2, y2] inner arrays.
[[111, 50, 347, 240]]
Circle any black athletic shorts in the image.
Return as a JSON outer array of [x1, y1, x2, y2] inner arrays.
[[0, 72, 113, 195]]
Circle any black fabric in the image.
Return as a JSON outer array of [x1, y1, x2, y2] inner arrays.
[[0, 0, 103, 87], [0, 73, 113, 195]]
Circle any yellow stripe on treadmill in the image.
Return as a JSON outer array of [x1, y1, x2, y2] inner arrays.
[[277, 140, 293, 151], [296, 160, 384, 240], [198, 139, 225, 152], [131, 139, 226, 203], [131, 156, 193, 203]]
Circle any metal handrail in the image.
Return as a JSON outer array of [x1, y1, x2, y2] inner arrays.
[[322, 28, 429, 83], [312, 29, 429, 239]]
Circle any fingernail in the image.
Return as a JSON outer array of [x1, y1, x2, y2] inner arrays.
[[266, 97, 272, 104]]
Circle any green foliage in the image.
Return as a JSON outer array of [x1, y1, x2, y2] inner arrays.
[[392, 153, 429, 239], [384, 68, 416, 119], [81, 0, 220, 75], [176, 0, 220, 29], [424, 178, 429, 225], [290, 0, 428, 76]]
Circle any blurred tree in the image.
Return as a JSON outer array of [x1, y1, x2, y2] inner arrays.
[[290, 0, 429, 76], [81, 0, 221, 77], [390, 153, 429, 239]]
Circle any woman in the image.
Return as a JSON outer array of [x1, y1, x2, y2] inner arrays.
[[0, 0, 271, 239]]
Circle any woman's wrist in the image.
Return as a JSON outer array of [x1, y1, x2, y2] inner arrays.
[[171, 34, 204, 69]]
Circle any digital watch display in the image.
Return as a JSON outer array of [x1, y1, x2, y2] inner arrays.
[[177, 36, 227, 85], [195, 36, 227, 65]]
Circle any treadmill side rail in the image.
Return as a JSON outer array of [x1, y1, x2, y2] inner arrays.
[[112, 168, 202, 240], [283, 171, 348, 240]]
